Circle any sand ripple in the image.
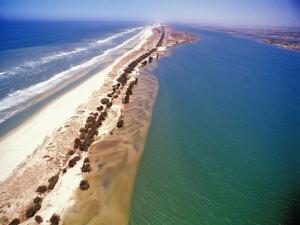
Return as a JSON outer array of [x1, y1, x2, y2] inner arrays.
[[62, 68, 158, 225]]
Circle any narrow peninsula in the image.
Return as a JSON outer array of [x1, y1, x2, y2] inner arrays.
[[0, 25, 197, 225]]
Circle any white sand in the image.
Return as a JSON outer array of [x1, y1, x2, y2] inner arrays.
[[34, 154, 86, 224], [0, 26, 154, 182], [0, 66, 108, 182], [18, 26, 154, 225]]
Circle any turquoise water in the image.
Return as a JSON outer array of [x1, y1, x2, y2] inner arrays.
[[130, 27, 300, 225]]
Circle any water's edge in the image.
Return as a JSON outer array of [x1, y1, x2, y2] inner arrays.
[[62, 63, 159, 225]]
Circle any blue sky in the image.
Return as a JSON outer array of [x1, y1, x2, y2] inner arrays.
[[1, 0, 300, 27]]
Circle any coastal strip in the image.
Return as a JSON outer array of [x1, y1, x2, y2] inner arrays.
[[200, 25, 300, 51], [0, 26, 197, 225]]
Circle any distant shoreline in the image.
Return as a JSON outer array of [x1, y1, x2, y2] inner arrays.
[[198, 25, 300, 51]]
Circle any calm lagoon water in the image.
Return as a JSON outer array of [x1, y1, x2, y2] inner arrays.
[[130, 26, 300, 225]]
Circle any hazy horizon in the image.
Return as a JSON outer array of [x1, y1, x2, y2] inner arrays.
[[1, 0, 300, 28]]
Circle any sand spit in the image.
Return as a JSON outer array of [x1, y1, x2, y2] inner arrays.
[[0, 25, 197, 225], [62, 66, 159, 225]]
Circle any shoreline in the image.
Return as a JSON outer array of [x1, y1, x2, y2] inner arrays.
[[62, 64, 159, 225], [0, 27, 152, 182], [0, 27, 148, 138], [0, 25, 198, 225], [200, 26, 300, 52]]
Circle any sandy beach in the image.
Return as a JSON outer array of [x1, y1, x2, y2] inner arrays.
[[0, 25, 197, 225], [0, 27, 152, 182]]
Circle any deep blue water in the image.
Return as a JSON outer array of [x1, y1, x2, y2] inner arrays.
[[0, 20, 140, 51], [0, 20, 145, 126], [130, 26, 300, 225]]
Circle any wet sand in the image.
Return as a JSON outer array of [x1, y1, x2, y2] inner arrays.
[[62, 66, 158, 225], [62, 27, 198, 224]]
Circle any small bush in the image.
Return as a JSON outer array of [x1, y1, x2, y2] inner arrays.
[[95, 121, 102, 128], [26, 203, 41, 218], [69, 155, 80, 167], [124, 95, 130, 104], [79, 180, 90, 190], [134, 78, 138, 85], [81, 163, 92, 173], [117, 120, 124, 128], [84, 157, 90, 163], [96, 106, 103, 111], [79, 142, 89, 152], [8, 218, 20, 225], [68, 150, 75, 155], [86, 116, 95, 123], [75, 156, 81, 161], [79, 127, 87, 133], [126, 89, 133, 96], [100, 98, 109, 105], [62, 168, 67, 173], [74, 138, 82, 149], [79, 132, 85, 140], [102, 111, 108, 117], [48, 174, 59, 190], [106, 102, 112, 108], [35, 215, 43, 224], [50, 214, 60, 225], [68, 159, 76, 167], [149, 56, 153, 63], [33, 196, 42, 205], [36, 185, 47, 194]]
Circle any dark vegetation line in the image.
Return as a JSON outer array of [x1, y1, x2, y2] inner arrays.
[[8, 26, 165, 225], [156, 27, 165, 47]]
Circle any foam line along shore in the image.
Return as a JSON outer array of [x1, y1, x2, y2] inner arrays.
[[0, 26, 145, 126], [0, 25, 197, 225]]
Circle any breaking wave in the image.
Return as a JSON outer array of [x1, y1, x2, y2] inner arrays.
[[0, 27, 144, 81], [0, 27, 148, 125]]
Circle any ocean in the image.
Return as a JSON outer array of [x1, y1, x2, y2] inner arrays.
[[129, 26, 300, 225], [0, 20, 146, 135]]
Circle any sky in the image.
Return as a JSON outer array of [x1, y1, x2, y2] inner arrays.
[[0, 0, 300, 27]]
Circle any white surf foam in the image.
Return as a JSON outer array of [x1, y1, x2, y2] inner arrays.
[[0, 27, 149, 124], [93, 26, 143, 45], [0, 27, 144, 81]]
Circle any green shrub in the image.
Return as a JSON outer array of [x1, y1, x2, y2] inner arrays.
[[79, 180, 90, 190], [26, 203, 41, 218], [36, 185, 47, 194], [8, 218, 20, 225], [117, 120, 124, 128], [35, 215, 43, 224], [100, 98, 109, 105], [69, 155, 80, 167], [50, 214, 60, 225], [33, 196, 42, 205], [81, 163, 92, 173], [48, 174, 59, 190], [96, 106, 104, 111]]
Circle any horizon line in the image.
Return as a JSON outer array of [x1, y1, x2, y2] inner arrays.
[[1, 17, 300, 30]]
